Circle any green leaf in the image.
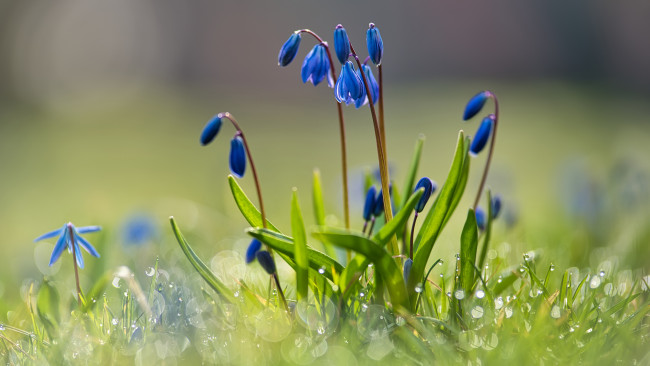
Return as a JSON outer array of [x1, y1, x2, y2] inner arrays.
[[312, 227, 410, 312], [291, 188, 309, 301], [460, 209, 479, 294], [492, 265, 523, 296], [398, 134, 425, 210], [339, 254, 367, 295], [477, 190, 493, 271], [228, 175, 280, 231], [80, 271, 113, 313], [442, 136, 471, 228], [246, 228, 343, 282], [170, 217, 237, 303], [37, 278, 60, 339], [312, 170, 337, 259], [372, 188, 423, 247]]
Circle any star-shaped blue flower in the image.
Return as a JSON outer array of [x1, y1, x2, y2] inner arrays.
[[34, 222, 101, 268]]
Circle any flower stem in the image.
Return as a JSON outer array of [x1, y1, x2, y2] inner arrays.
[[409, 212, 418, 259], [378, 64, 387, 169], [472, 92, 499, 210], [68, 225, 82, 307], [272, 273, 289, 312]]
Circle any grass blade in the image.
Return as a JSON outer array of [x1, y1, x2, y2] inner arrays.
[[228, 175, 280, 231], [291, 188, 309, 301], [312, 169, 337, 259], [372, 188, 423, 247], [460, 209, 479, 295], [477, 189, 493, 271], [397, 135, 425, 210]]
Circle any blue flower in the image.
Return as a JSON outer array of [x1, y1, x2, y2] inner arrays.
[[301, 44, 332, 87], [366, 23, 383, 65], [333, 24, 350, 64], [463, 91, 490, 121], [403, 258, 413, 284], [363, 186, 377, 221], [256, 251, 276, 275], [229, 135, 246, 178], [491, 195, 502, 219], [278, 32, 301, 67], [373, 184, 393, 217], [34, 222, 101, 268], [475, 208, 486, 231], [469, 115, 494, 156], [335, 61, 363, 104], [121, 213, 158, 247], [246, 239, 262, 264], [354, 64, 380, 108], [200, 114, 223, 145], [414, 177, 437, 213]]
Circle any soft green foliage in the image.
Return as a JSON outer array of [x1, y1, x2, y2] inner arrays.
[[459, 209, 479, 295], [290, 189, 309, 300]]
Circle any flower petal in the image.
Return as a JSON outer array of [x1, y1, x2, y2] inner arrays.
[[74, 242, 85, 269], [76, 226, 101, 234], [49, 228, 68, 266], [75, 233, 100, 258], [35, 226, 64, 242]]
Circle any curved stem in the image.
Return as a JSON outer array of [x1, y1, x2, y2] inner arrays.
[[273, 273, 289, 312], [472, 92, 499, 210], [68, 226, 82, 306], [378, 64, 387, 169], [409, 212, 418, 259]]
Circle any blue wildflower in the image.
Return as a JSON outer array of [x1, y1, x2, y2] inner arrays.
[[333, 24, 350, 64], [463, 91, 490, 121], [278, 32, 301, 67], [256, 251, 276, 275], [363, 186, 377, 221], [366, 23, 384, 65], [354, 64, 380, 108], [229, 135, 246, 178], [491, 195, 502, 219], [200, 114, 223, 145], [373, 184, 392, 217], [301, 44, 332, 87], [475, 208, 486, 231], [335, 61, 363, 104], [121, 213, 158, 246], [246, 239, 262, 264], [414, 177, 437, 213], [34, 222, 101, 268], [469, 115, 494, 156], [403, 258, 413, 284]]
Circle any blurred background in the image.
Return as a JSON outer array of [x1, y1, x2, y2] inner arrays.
[[0, 0, 649, 296]]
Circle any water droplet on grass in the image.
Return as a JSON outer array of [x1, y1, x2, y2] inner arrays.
[[590, 276, 601, 289], [414, 283, 423, 293], [112, 277, 121, 288], [111, 318, 119, 326], [471, 306, 484, 319], [145, 267, 156, 277], [318, 267, 326, 274], [454, 290, 465, 300], [476, 290, 485, 299], [599, 270, 605, 277], [494, 297, 504, 310], [505, 307, 513, 318], [550, 305, 561, 319]]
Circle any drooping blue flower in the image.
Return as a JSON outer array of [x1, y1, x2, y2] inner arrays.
[[363, 186, 377, 221], [256, 250, 276, 275], [354, 64, 380, 108], [200, 114, 223, 145], [278, 32, 301, 67], [403, 258, 413, 284], [333, 24, 350, 64], [414, 177, 438, 213], [491, 195, 502, 219], [301, 44, 332, 87], [229, 135, 246, 178], [335, 61, 363, 104], [34, 222, 101, 268], [469, 115, 494, 156], [475, 208, 486, 231], [463, 91, 490, 121], [366, 23, 383, 65], [246, 239, 262, 264]]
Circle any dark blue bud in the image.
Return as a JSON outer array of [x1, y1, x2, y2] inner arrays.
[[229, 135, 246, 178], [403, 258, 413, 284], [245, 239, 262, 264], [414, 177, 437, 213], [491, 195, 502, 219], [256, 250, 276, 275], [463, 91, 490, 121], [366, 23, 383, 65], [200, 115, 223, 145], [475, 207, 486, 231], [469, 116, 494, 156], [373, 184, 392, 217], [363, 186, 377, 221], [333, 25, 350, 64], [335, 61, 363, 104], [278, 32, 301, 67]]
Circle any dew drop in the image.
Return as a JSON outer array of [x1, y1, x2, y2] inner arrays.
[[590, 276, 601, 289], [318, 267, 326, 274], [504, 307, 513, 318], [145, 267, 156, 277], [359, 292, 365, 298], [497, 276, 503, 283], [476, 290, 485, 299], [111, 277, 121, 288], [494, 297, 504, 310], [0, 324, 5, 331], [550, 305, 561, 319], [550, 264, 555, 271], [454, 290, 465, 300], [111, 318, 119, 326], [599, 270, 605, 277], [585, 327, 593, 334], [414, 283, 423, 293], [471, 306, 484, 319]]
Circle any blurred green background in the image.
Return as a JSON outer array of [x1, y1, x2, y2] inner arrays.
[[0, 1, 649, 294]]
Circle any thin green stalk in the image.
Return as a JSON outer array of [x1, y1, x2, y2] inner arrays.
[[473, 92, 499, 210]]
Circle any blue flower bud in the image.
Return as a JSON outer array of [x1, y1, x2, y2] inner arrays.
[[475, 207, 486, 231], [229, 135, 246, 178], [403, 258, 413, 284], [366, 23, 383, 65], [373, 184, 392, 217], [256, 250, 276, 275], [333, 25, 350, 64], [354, 65, 380, 108], [469, 116, 494, 156], [363, 186, 377, 221], [414, 177, 437, 213], [335, 61, 363, 104], [491, 195, 502, 219], [246, 239, 262, 264], [200, 114, 223, 145], [278, 32, 301, 67], [301, 44, 331, 87], [463, 91, 490, 121]]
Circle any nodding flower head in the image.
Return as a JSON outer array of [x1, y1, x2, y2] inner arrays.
[[354, 64, 380, 108], [335, 61, 363, 104], [256, 250, 276, 275], [366, 23, 384, 65], [229, 135, 246, 178], [246, 239, 262, 264], [403, 258, 413, 283], [301, 44, 333, 87], [363, 186, 377, 221], [491, 194, 502, 219], [463, 91, 490, 121], [333, 24, 350, 64], [469, 115, 494, 156], [475, 207, 486, 231], [414, 177, 437, 213], [200, 114, 223, 145], [34, 222, 101, 268], [278, 32, 301, 67]]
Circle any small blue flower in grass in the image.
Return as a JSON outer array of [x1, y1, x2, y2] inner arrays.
[[470, 115, 494, 156], [246, 239, 262, 264], [373, 184, 393, 217], [278, 32, 301, 67], [366, 23, 383, 66], [354, 65, 380, 108], [335, 61, 363, 104], [34, 222, 101, 268], [491, 195, 502, 219], [414, 177, 437, 213], [256, 251, 276, 275], [333, 24, 350, 64], [229, 135, 246, 178], [363, 186, 377, 221], [200, 114, 223, 145], [475, 208, 486, 231], [121, 213, 158, 247], [301, 44, 332, 87], [463, 91, 490, 121]]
